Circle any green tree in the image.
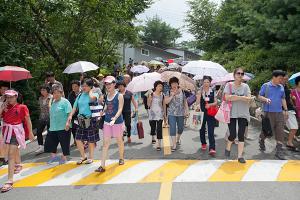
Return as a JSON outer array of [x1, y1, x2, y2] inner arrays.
[[141, 15, 182, 47], [186, 0, 300, 89], [0, 0, 151, 126]]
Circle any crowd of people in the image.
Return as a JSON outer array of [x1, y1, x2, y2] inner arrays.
[[0, 64, 299, 192]]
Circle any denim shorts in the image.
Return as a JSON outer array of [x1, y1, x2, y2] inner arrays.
[[168, 115, 184, 136]]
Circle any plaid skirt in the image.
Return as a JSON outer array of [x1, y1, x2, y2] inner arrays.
[[75, 118, 100, 143]]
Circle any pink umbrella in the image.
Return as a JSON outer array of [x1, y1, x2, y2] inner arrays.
[[211, 72, 251, 85], [0, 66, 33, 87]]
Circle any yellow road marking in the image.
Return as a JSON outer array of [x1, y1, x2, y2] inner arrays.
[[158, 182, 172, 200], [162, 128, 171, 155], [14, 162, 79, 187], [277, 160, 300, 181], [0, 162, 44, 177], [141, 160, 198, 183], [209, 160, 256, 182], [73, 160, 145, 186]]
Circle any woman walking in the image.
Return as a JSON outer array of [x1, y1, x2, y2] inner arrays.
[[117, 81, 138, 143], [67, 78, 100, 165], [148, 81, 165, 150], [95, 76, 125, 173], [224, 68, 253, 163], [35, 85, 52, 154], [196, 76, 217, 156], [45, 85, 72, 165], [164, 77, 189, 152], [0, 90, 34, 193]]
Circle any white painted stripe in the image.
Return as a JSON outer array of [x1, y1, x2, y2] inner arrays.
[[105, 160, 169, 184], [174, 160, 225, 182], [242, 160, 287, 181], [39, 160, 118, 186], [0, 164, 55, 185]]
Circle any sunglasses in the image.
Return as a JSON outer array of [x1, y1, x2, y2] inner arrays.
[[105, 82, 114, 85], [236, 72, 245, 76]]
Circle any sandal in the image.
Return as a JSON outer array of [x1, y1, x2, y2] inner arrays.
[[85, 159, 93, 164], [286, 145, 300, 152], [171, 147, 177, 152], [76, 157, 87, 165], [152, 140, 156, 144], [95, 166, 106, 173], [1, 182, 13, 193], [119, 159, 125, 165], [14, 164, 22, 174], [156, 147, 161, 151]]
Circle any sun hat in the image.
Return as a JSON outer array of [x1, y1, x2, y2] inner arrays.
[[4, 90, 18, 97], [104, 76, 116, 83]]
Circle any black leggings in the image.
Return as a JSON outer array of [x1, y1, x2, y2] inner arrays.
[[123, 112, 132, 137], [228, 118, 248, 142], [36, 118, 49, 145], [149, 120, 163, 139]]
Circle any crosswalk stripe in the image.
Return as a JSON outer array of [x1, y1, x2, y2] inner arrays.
[[277, 160, 300, 181], [73, 160, 145, 186], [105, 160, 169, 184], [208, 160, 257, 182], [174, 160, 225, 182], [14, 162, 80, 187], [39, 161, 102, 186], [0, 163, 43, 178], [140, 160, 198, 183], [242, 160, 287, 181], [0, 163, 54, 185]]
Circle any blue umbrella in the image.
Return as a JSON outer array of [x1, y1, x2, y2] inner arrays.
[[288, 72, 300, 85]]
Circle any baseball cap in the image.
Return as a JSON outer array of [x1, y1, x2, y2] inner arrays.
[[5, 90, 18, 97], [104, 76, 116, 83]]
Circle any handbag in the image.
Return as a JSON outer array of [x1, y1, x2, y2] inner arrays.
[[215, 83, 232, 123], [137, 121, 144, 139], [189, 109, 204, 130], [261, 112, 272, 137], [187, 94, 196, 107], [206, 101, 218, 117], [261, 84, 273, 137]]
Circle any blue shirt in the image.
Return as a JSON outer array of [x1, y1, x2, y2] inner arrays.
[[73, 92, 99, 117], [259, 81, 285, 112], [49, 98, 72, 131]]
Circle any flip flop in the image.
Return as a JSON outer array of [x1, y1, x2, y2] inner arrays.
[[1, 182, 13, 193], [76, 157, 87, 165], [84, 159, 93, 164]]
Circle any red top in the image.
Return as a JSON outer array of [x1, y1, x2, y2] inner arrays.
[[2, 104, 30, 137]]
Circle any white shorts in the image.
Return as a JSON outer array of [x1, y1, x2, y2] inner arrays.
[[286, 111, 299, 130]]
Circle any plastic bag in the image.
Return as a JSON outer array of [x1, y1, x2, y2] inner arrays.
[[189, 109, 204, 130]]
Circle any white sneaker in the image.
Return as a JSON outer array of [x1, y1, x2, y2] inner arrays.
[[35, 146, 44, 154]]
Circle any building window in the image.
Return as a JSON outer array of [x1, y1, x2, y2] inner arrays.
[[141, 48, 149, 56]]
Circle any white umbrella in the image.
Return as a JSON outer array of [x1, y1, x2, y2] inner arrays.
[[149, 60, 165, 66], [182, 60, 228, 79], [127, 72, 161, 93], [63, 61, 99, 74], [130, 65, 149, 73], [211, 72, 252, 85]]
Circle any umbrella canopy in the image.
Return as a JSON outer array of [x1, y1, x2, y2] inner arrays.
[[161, 71, 196, 91], [130, 65, 149, 74], [289, 72, 300, 85], [182, 60, 228, 79], [149, 60, 165, 67], [210, 72, 252, 85], [0, 66, 32, 82], [168, 63, 181, 70], [127, 72, 161, 93], [63, 61, 99, 74]]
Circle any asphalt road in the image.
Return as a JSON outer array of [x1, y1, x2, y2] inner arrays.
[[1, 107, 300, 200]]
